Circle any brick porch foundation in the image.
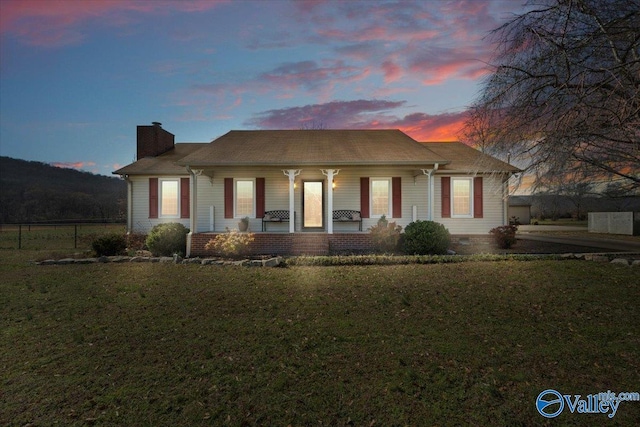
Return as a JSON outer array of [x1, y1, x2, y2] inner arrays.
[[190, 232, 493, 257], [190, 232, 373, 257]]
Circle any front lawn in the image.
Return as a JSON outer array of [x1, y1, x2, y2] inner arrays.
[[1, 252, 638, 425]]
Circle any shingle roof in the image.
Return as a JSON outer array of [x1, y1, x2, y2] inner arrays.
[[113, 143, 204, 175], [113, 132, 520, 175], [421, 142, 520, 173], [177, 130, 448, 167]]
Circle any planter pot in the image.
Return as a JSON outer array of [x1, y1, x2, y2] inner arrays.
[[238, 221, 249, 232]]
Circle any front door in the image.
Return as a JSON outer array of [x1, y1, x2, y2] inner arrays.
[[303, 181, 324, 229]]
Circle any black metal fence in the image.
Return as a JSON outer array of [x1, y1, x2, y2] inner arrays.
[[0, 221, 126, 250]]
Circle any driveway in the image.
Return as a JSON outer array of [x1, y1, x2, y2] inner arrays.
[[517, 225, 640, 252]]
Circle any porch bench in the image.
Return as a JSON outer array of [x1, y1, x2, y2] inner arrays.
[[332, 210, 362, 231], [262, 210, 293, 231]]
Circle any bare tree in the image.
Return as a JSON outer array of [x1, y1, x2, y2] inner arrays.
[[464, 0, 640, 191]]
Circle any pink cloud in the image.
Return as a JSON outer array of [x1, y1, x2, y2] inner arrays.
[[288, 0, 506, 87], [258, 60, 366, 91], [377, 112, 469, 142], [1, 0, 226, 47], [51, 161, 97, 171], [245, 99, 406, 129], [408, 45, 490, 85], [381, 60, 402, 83], [244, 99, 468, 141]]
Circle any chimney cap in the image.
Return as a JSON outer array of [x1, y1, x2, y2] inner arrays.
[[152, 121, 162, 127]]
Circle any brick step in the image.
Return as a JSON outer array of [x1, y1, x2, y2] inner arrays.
[[291, 234, 329, 256]]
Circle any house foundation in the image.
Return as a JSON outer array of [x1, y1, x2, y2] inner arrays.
[[190, 232, 374, 257], [190, 232, 494, 257]]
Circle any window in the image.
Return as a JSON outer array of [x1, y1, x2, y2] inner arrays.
[[452, 177, 472, 217], [235, 179, 255, 217], [160, 179, 179, 217], [371, 178, 391, 217]]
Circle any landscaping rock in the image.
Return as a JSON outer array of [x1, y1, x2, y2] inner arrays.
[[263, 257, 282, 267], [183, 258, 201, 264], [159, 257, 174, 263], [173, 254, 183, 264], [150, 257, 161, 263], [201, 258, 217, 265], [97, 256, 110, 263], [560, 253, 575, 259], [130, 256, 149, 262], [584, 254, 609, 262], [57, 258, 76, 265], [108, 256, 129, 263], [75, 258, 98, 264], [38, 259, 57, 265], [250, 260, 264, 267], [610, 258, 629, 266], [632, 260, 640, 267]]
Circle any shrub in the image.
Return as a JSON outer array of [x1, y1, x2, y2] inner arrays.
[[489, 225, 518, 249], [368, 215, 402, 253], [402, 220, 451, 255], [145, 223, 189, 256], [92, 233, 127, 256], [205, 228, 255, 258]]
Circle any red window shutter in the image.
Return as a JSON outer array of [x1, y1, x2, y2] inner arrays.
[[149, 178, 158, 218], [256, 177, 265, 218], [224, 178, 233, 219], [474, 177, 483, 218], [392, 177, 402, 218], [180, 177, 190, 218], [360, 177, 370, 218], [441, 177, 451, 218]]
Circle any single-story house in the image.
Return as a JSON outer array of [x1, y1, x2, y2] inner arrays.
[[114, 122, 520, 256]]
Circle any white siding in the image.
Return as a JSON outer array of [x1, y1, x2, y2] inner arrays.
[[130, 169, 509, 235], [434, 173, 508, 234], [129, 175, 190, 233]]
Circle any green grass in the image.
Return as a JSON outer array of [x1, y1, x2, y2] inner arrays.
[[1, 250, 639, 426]]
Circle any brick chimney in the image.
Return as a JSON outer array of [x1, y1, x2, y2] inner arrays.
[[137, 122, 175, 159]]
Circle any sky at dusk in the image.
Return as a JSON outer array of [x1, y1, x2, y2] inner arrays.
[[0, 0, 529, 176]]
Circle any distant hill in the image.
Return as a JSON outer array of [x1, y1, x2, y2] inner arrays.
[[0, 156, 126, 223]]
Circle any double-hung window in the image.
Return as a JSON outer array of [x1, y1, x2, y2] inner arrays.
[[235, 179, 255, 217], [160, 179, 179, 217], [371, 178, 391, 217], [451, 177, 472, 218]]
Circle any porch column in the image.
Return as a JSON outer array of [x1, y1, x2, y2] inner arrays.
[[283, 169, 301, 233], [321, 169, 340, 234], [186, 168, 202, 257], [124, 175, 133, 233], [503, 173, 510, 225], [422, 163, 439, 221]]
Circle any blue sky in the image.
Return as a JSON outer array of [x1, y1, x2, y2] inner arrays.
[[0, 0, 527, 176]]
